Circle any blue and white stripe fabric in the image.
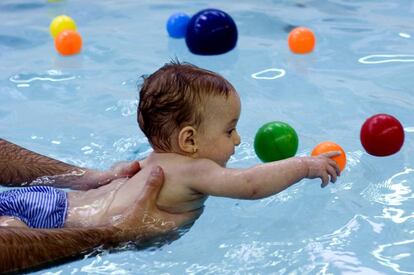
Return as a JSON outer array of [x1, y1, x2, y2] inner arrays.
[[0, 186, 67, 228]]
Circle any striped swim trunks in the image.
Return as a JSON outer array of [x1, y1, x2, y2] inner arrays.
[[0, 186, 68, 228]]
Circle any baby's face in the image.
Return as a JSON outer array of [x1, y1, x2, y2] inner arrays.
[[196, 91, 241, 167]]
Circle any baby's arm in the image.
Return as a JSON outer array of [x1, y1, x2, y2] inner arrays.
[[187, 152, 341, 200]]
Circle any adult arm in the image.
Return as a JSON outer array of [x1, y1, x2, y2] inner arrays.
[[188, 152, 341, 200], [0, 166, 202, 273], [0, 226, 117, 273], [0, 138, 140, 190]]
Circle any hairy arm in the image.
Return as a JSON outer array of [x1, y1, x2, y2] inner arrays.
[[188, 153, 341, 200], [0, 139, 140, 190], [0, 138, 82, 185], [0, 166, 201, 273], [0, 226, 119, 273]]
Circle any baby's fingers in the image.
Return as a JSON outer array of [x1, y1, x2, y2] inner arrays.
[[320, 151, 341, 158], [327, 165, 337, 183], [320, 172, 330, 188], [326, 158, 341, 177]]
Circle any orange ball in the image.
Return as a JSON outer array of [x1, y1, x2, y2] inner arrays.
[[55, 30, 82, 56], [288, 27, 315, 54], [311, 141, 346, 171]]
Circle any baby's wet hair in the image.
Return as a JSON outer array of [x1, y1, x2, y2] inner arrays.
[[138, 60, 235, 151]]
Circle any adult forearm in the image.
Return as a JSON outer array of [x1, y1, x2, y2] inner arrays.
[[0, 139, 81, 186], [0, 226, 120, 273]]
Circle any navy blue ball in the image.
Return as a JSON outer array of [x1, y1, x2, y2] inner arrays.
[[166, 12, 190, 38], [185, 9, 238, 55]]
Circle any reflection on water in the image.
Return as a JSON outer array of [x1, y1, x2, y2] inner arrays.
[[362, 168, 414, 206], [379, 207, 414, 224], [373, 239, 414, 275], [9, 70, 76, 87], [358, 54, 414, 64], [251, 68, 286, 80]]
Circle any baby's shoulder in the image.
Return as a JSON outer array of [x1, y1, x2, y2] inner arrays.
[[177, 158, 222, 178], [143, 153, 220, 176]]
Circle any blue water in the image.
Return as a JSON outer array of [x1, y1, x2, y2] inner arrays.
[[1, 0, 414, 274]]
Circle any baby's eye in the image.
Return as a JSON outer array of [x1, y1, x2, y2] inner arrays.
[[227, 129, 235, 136]]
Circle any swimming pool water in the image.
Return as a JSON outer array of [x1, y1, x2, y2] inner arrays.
[[1, 0, 413, 274]]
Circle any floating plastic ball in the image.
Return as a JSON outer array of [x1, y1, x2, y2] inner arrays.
[[254, 121, 299, 162], [185, 8, 238, 55], [288, 27, 315, 54], [166, 12, 190, 38], [360, 114, 404, 156], [50, 15, 77, 38], [55, 30, 82, 56], [311, 141, 346, 171]]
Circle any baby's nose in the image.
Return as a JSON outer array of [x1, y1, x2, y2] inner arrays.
[[234, 131, 241, 146]]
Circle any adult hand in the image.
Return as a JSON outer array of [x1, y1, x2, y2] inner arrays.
[[30, 160, 141, 190], [0, 165, 201, 273], [113, 166, 203, 245], [75, 161, 142, 190]]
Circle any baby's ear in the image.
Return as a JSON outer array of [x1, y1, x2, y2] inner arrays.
[[178, 126, 197, 154]]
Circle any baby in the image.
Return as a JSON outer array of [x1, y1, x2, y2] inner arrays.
[[0, 62, 340, 230]]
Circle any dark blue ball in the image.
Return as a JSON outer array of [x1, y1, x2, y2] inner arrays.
[[166, 12, 190, 38], [185, 9, 238, 55]]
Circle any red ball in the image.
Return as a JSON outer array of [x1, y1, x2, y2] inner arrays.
[[360, 114, 404, 156]]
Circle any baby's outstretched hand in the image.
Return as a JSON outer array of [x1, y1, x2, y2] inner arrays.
[[300, 151, 341, 188]]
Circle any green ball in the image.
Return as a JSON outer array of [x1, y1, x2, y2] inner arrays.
[[254, 121, 299, 162]]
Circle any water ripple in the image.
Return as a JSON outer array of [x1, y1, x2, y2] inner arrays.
[[399, 33, 411, 38], [405, 127, 414, 133], [315, 215, 383, 246], [113, 137, 145, 154], [80, 254, 129, 274], [0, 35, 29, 49], [361, 168, 414, 206], [0, 2, 45, 11], [105, 99, 137, 117], [251, 68, 286, 80], [373, 239, 414, 274], [379, 207, 414, 224], [358, 54, 414, 64], [9, 70, 76, 85]]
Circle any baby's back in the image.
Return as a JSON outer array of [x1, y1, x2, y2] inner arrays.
[[118, 153, 207, 214], [66, 152, 207, 228]]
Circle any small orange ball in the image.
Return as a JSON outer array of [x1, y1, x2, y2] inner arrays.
[[55, 30, 82, 56], [288, 27, 315, 54], [311, 141, 346, 171]]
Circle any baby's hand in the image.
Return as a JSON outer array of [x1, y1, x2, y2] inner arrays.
[[300, 151, 341, 188]]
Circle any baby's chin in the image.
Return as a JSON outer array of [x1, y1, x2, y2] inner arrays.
[[221, 160, 229, 167], [213, 158, 230, 167]]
